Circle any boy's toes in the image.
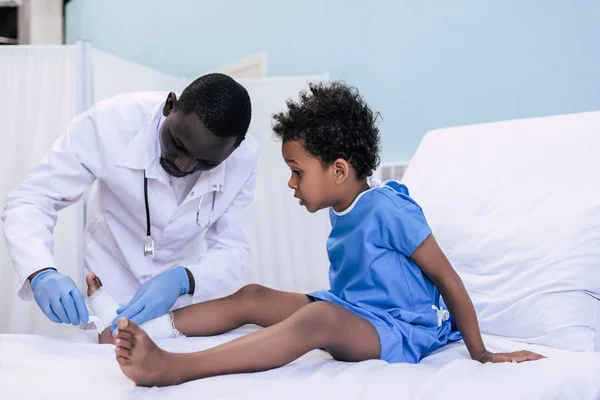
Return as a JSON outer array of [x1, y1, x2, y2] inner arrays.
[[116, 355, 131, 365], [115, 346, 132, 359], [115, 337, 134, 351], [115, 329, 133, 342], [85, 272, 96, 289], [86, 272, 102, 296], [117, 317, 131, 331], [117, 318, 143, 336]]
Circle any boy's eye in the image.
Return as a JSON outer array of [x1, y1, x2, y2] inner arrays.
[[293, 170, 302, 176]]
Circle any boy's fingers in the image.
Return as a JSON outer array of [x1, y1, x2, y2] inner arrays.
[[527, 351, 545, 361], [513, 351, 545, 362]]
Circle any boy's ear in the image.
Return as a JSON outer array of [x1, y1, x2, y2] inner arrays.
[[332, 158, 351, 185], [163, 92, 178, 116]]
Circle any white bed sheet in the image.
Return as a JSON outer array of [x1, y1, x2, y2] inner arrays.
[[1, 327, 598, 400]]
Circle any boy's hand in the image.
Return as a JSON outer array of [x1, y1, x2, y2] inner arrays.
[[477, 350, 546, 364]]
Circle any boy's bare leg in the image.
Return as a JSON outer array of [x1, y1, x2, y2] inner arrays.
[[85, 272, 114, 344], [114, 301, 381, 387], [171, 284, 312, 336], [91, 278, 310, 343]]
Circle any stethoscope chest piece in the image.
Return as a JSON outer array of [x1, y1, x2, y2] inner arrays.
[[144, 235, 155, 259]]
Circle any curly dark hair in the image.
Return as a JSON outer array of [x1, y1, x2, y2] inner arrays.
[[176, 73, 251, 146], [272, 81, 380, 179]]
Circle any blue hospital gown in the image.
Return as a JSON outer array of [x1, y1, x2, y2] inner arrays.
[[309, 181, 461, 363]]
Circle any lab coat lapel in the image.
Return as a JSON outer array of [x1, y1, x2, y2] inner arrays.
[[114, 101, 178, 224], [114, 102, 168, 182]]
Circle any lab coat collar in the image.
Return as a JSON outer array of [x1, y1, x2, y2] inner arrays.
[[115, 100, 226, 191], [115, 101, 163, 177]]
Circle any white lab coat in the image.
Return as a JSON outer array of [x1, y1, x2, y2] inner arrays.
[[2, 92, 259, 309]]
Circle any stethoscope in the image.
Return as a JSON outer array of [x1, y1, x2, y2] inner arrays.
[[143, 170, 216, 259]]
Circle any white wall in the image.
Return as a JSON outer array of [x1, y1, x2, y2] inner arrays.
[[66, 0, 600, 162]]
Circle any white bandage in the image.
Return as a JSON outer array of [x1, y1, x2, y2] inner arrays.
[[139, 311, 183, 339], [85, 288, 184, 340], [86, 288, 119, 332]]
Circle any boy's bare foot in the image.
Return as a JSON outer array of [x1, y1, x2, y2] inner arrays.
[[115, 318, 184, 387], [86, 272, 113, 344]]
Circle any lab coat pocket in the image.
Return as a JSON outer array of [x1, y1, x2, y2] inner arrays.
[[193, 191, 218, 231]]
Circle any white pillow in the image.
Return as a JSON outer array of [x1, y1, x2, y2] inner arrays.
[[402, 111, 600, 351]]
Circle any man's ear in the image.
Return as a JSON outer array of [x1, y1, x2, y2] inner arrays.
[[163, 92, 178, 116], [332, 158, 351, 185]]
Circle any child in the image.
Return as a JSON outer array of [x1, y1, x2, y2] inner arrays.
[[108, 82, 544, 387]]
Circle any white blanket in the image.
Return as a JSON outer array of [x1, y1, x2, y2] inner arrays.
[[1, 328, 598, 400]]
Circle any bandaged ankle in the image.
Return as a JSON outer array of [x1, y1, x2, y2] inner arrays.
[[85, 288, 184, 340], [140, 311, 184, 340]]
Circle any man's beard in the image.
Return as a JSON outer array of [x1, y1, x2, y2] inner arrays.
[[159, 157, 195, 178]]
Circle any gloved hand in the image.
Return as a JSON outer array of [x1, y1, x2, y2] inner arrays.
[[111, 266, 190, 332], [30, 269, 89, 325]]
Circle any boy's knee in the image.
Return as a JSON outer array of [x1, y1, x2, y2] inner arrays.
[[235, 284, 268, 301], [233, 284, 270, 314], [295, 302, 341, 341]]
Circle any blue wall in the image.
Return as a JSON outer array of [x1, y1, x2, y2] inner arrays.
[[66, 0, 600, 162]]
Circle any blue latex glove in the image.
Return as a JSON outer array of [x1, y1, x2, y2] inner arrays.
[[111, 266, 190, 332], [30, 269, 89, 325]]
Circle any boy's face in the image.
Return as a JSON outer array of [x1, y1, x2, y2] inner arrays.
[[282, 140, 340, 213]]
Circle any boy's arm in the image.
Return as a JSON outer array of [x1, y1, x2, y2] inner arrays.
[[411, 234, 545, 363]]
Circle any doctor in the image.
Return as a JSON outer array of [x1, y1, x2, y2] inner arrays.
[[2, 73, 258, 331]]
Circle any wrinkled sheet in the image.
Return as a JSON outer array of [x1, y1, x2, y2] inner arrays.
[[1, 326, 599, 400]]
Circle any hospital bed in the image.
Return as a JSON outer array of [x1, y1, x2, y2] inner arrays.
[[2, 111, 600, 399], [1, 328, 598, 399]]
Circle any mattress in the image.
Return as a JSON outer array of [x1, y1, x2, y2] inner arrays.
[[1, 327, 599, 400]]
